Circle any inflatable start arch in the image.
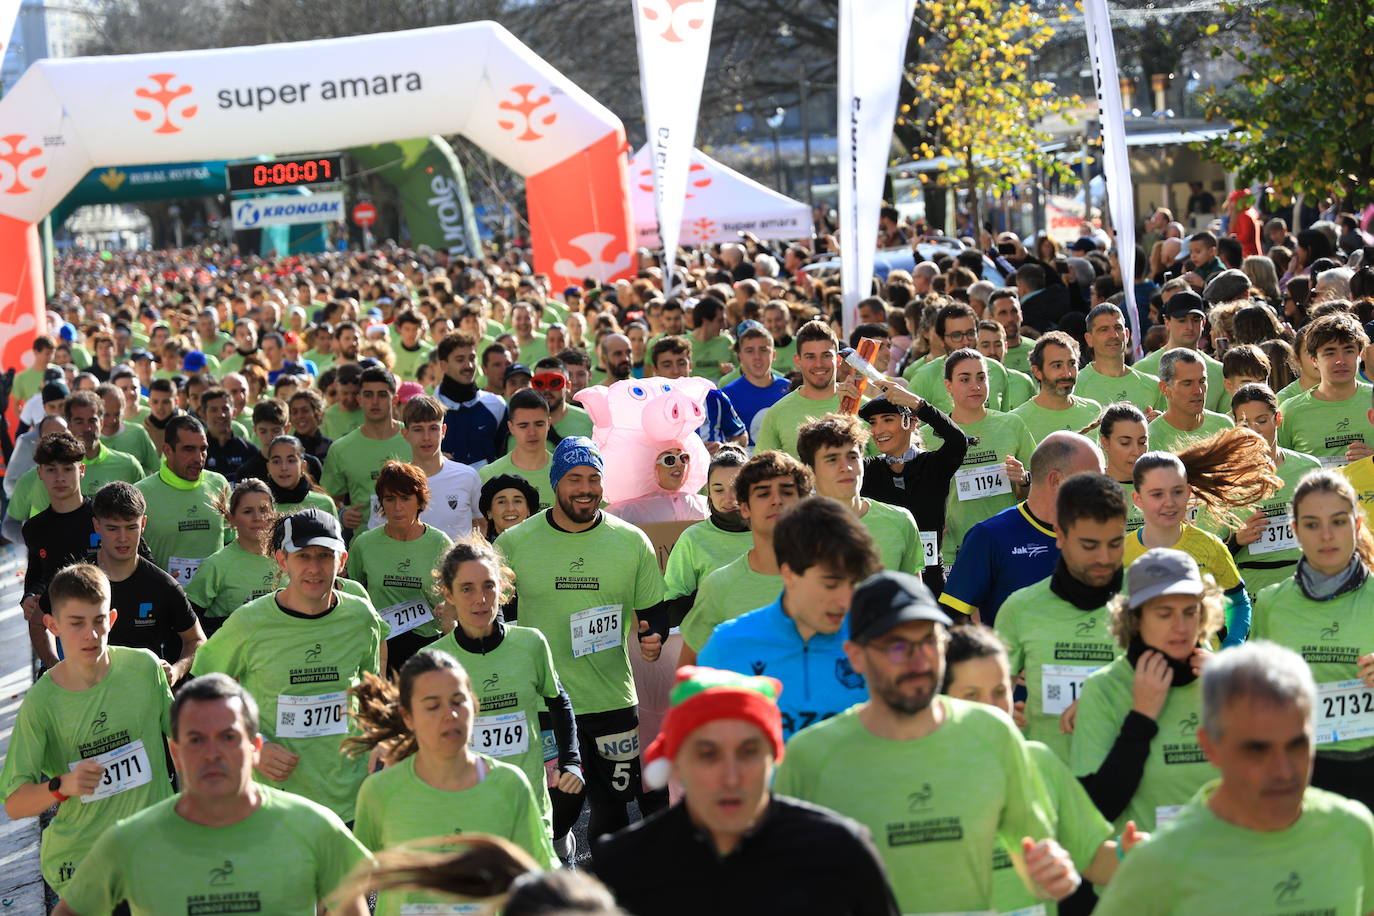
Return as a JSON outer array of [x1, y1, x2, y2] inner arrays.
[[0, 22, 636, 372]]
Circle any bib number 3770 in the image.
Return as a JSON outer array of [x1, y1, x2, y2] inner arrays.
[[570, 605, 622, 658], [69, 740, 152, 803], [276, 691, 347, 739]]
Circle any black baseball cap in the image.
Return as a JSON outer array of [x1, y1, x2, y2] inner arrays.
[[504, 363, 533, 384], [858, 396, 910, 423], [1164, 290, 1206, 319], [280, 509, 346, 554], [848, 570, 951, 642]]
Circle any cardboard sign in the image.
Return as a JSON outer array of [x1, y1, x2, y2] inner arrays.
[[636, 520, 698, 572]]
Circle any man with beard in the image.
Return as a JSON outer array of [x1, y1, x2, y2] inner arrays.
[[496, 436, 669, 860], [434, 331, 506, 467], [597, 333, 634, 385], [774, 570, 1084, 915], [755, 320, 845, 459], [1074, 304, 1165, 412], [1009, 333, 1103, 444]]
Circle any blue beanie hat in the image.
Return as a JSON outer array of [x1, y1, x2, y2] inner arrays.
[[550, 436, 604, 491]]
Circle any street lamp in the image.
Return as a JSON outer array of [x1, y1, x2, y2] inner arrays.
[[766, 106, 787, 193]]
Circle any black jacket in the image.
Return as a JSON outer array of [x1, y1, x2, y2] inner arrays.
[[594, 796, 899, 916]]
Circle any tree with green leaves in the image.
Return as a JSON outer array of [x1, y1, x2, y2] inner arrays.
[[901, 0, 1081, 234], [1199, 1, 1374, 203]]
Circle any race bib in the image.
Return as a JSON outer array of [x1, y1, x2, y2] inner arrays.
[[1316, 679, 1374, 745], [1040, 664, 1098, 716], [1155, 805, 1184, 829], [380, 600, 434, 639], [400, 906, 482, 915], [955, 463, 1011, 501], [541, 728, 560, 788], [570, 605, 621, 658], [1002, 908, 1048, 916], [1249, 512, 1296, 555], [70, 740, 152, 803], [167, 556, 203, 587], [276, 691, 347, 739], [1319, 455, 1349, 470], [919, 531, 939, 568], [470, 711, 529, 758]]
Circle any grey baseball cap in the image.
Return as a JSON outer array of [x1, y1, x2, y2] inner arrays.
[[1127, 548, 1204, 610]]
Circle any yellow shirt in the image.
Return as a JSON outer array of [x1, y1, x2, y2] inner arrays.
[[1123, 523, 1242, 590], [1341, 456, 1374, 528]]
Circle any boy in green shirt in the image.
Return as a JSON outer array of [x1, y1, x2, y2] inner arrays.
[[320, 365, 412, 531], [55, 674, 369, 916], [2, 564, 174, 895], [1094, 641, 1374, 916], [1277, 313, 1374, 467], [755, 320, 845, 458], [480, 388, 556, 507]]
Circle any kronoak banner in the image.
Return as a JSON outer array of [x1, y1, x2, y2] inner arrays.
[[1083, 0, 1142, 357], [632, 0, 718, 293], [0, 22, 636, 374], [837, 0, 916, 335]]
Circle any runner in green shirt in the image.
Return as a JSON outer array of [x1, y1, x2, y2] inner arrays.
[[425, 539, 583, 851], [1009, 332, 1104, 444], [1097, 404, 1149, 534], [496, 436, 667, 845], [908, 304, 1013, 412], [390, 309, 434, 381], [689, 298, 735, 382], [942, 625, 1131, 915], [662, 444, 752, 599], [478, 473, 540, 541], [54, 673, 370, 916], [320, 365, 412, 531], [1252, 470, 1374, 809], [11, 334, 53, 412], [347, 460, 454, 670], [190, 509, 387, 822], [919, 349, 1036, 564], [1093, 641, 1374, 916], [134, 415, 231, 583], [1226, 384, 1324, 596], [755, 320, 845, 458], [1076, 303, 1166, 411], [7, 423, 144, 522], [98, 383, 159, 475], [186, 478, 280, 636], [321, 363, 365, 440], [265, 435, 339, 515], [1277, 313, 1374, 467], [1133, 292, 1227, 412], [1147, 347, 1234, 452], [480, 389, 556, 508], [997, 473, 1127, 763], [511, 302, 551, 369], [797, 413, 922, 574], [762, 300, 798, 374], [532, 357, 596, 442], [1071, 548, 1222, 832], [2, 565, 173, 894], [991, 289, 1036, 376], [678, 450, 809, 663], [348, 649, 557, 916], [774, 571, 1082, 914]]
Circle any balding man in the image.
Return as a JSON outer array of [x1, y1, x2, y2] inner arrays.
[[939, 432, 1103, 626], [912, 261, 939, 295], [597, 333, 633, 384]]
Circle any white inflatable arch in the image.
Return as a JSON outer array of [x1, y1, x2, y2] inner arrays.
[[0, 22, 635, 372]]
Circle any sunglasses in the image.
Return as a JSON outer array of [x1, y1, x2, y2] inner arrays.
[[656, 452, 691, 468], [531, 373, 566, 390]]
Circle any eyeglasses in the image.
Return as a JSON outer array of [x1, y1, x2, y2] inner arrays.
[[656, 452, 691, 468], [531, 373, 566, 390], [868, 634, 942, 665], [943, 330, 977, 343]]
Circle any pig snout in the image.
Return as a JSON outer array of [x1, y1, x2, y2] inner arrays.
[[642, 391, 704, 439]]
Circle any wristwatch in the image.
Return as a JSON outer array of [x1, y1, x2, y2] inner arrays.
[[48, 776, 69, 803]]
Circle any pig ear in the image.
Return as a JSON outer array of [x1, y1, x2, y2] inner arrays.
[[574, 386, 611, 427], [666, 376, 714, 405]]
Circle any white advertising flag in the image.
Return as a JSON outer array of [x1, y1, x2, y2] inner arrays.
[[632, 0, 718, 293], [838, 0, 916, 335], [1083, 0, 1141, 356], [231, 191, 344, 229], [0, 0, 21, 62]]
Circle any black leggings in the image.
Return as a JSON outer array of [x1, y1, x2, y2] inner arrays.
[[549, 707, 641, 851], [1312, 754, 1374, 811]]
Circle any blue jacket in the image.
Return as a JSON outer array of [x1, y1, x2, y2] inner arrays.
[[697, 596, 867, 739]]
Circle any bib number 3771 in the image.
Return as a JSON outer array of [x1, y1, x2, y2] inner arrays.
[[69, 740, 152, 803], [276, 691, 348, 739], [570, 605, 622, 658]]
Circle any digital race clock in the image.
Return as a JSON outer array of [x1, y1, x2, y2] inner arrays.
[[226, 154, 344, 192]]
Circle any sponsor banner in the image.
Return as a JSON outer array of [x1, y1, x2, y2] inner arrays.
[[232, 191, 343, 229], [349, 136, 481, 259]]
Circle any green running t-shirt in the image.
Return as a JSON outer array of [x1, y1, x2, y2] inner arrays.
[[1146, 409, 1234, 453], [910, 354, 1012, 413], [1134, 347, 1227, 413], [774, 697, 1055, 915], [1071, 654, 1210, 831], [496, 511, 665, 714], [62, 785, 369, 916], [1221, 448, 1322, 597], [319, 426, 412, 530], [1278, 383, 1374, 463], [7, 443, 146, 520], [185, 540, 280, 620], [135, 465, 231, 577], [321, 404, 364, 441], [0, 646, 173, 892], [754, 390, 844, 459], [680, 554, 782, 652], [1009, 395, 1104, 444], [1074, 364, 1164, 412], [860, 498, 923, 574], [102, 423, 160, 475], [1092, 782, 1374, 916], [995, 578, 1120, 763], [354, 753, 557, 916], [346, 523, 453, 640], [480, 448, 556, 511], [663, 517, 753, 600], [190, 590, 386, 820]]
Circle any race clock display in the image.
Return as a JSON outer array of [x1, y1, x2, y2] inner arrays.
[[227, 154, 343, 192]]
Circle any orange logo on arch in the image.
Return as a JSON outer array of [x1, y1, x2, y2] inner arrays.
[[640, 0, 710, 43], [637, 161, 712, 196], [133, 73, 199, 134], [497, 84, 557, 142], [0, 134, 47, 194]]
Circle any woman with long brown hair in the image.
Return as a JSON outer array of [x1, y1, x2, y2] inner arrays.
[[348, 649, 558, 916], [1123, 426, 1281, 646], [186, 478, 278, 636], [1253, 470, 1374, 810]]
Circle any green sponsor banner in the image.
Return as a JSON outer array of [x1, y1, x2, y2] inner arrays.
[[53, 161, 227, 227], [348, 136, 481, 258]]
